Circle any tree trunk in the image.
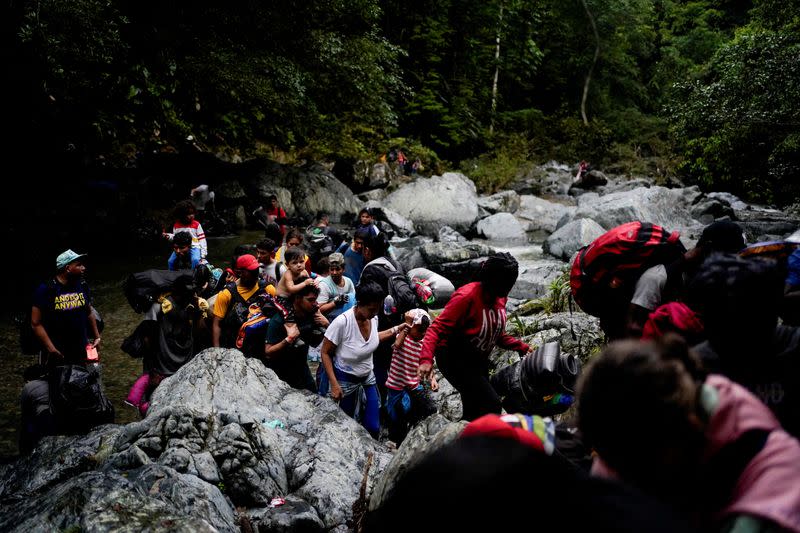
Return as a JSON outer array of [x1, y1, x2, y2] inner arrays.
[[580, 0, 600, 126], [489, 2, 504, 135]]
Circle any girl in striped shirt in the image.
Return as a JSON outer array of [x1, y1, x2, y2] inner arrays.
[[385, 309, 438, 443]]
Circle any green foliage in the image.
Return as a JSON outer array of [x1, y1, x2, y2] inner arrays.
[[15, 0, 403, 160], [542, 269, 571, 315], [668, 28, 800, 204], [462, 133, 535, 193], [10, 0, 800, 207]]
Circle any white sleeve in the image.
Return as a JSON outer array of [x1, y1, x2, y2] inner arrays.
[[630, 265, 668, 311], [324, 313, 346, 345], [196, 222, 208, 259]]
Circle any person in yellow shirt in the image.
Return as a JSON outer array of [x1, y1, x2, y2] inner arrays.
[[211, 254, 269, 348]]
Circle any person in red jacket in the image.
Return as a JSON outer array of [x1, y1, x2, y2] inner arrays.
[[419, 252, 531, 420]]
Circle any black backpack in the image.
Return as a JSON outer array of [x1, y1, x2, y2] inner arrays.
[[306, 226, 336, 267], [123, 269, 196, 313], [372, 259, 420, 315], [49, 364, 115, 432]]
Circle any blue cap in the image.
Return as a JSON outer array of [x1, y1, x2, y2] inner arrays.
[[56, 249, 87, 270]]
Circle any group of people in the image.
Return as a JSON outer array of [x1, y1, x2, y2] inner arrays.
[[21, 194, 800, 530], [371, 218, 800, 532]]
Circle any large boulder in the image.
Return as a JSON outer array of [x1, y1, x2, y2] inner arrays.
[[0, 350, 395, 532], [510, 258, 568, 300], [384, 173, 480, 235], [733, 207, 800, 242], [365, 201, 416, 237], [248, 160, 361, 221], [392, 236, 434, 272], [476, 213, 527, 242], [543, 218, 606, 261], [420, 242, 495, 265], [516, 195, 576, 238], [571, 186, 699, 234], [420, 242, 496, 287], [477, 190, 521, 214], [515, 312, 605, 362], [0, 464, 237, 532]]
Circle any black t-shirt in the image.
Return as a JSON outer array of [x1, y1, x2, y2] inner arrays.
[[695, 325, 800, 437], [32, 278, 92, 360]]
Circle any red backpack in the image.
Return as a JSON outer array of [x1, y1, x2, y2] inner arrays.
[[570, 221, 685, 317]]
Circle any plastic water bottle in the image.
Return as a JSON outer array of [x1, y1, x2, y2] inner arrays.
[[383, 294, 395, 315]]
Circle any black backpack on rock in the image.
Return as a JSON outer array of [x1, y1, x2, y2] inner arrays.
[[49, 364, 115, 433]]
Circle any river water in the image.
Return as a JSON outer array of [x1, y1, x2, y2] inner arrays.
[[0, 231, 264, 459]]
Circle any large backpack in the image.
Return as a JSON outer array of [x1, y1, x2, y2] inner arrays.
[[235, 294, 279, 358], [570, 221, 685, 317], [123, 269, 196, 313], [306, 226, 336, 267], [374, 258, 420, 315], [49, 364, 115, 433]]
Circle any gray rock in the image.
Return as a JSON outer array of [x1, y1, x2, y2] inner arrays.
[[0, 465, 236, 533], [437, 225, 468, 243], [0, 424, 122, 499], [1, 350, 395, 532], [513, 312, 605, 362], [510, 259, 568, 300], [476, 213, 528, 242], [477, 190, 521, 214], [690, 198, 735, 224], [384, 173, 480, 235], [357, 189, 388, 203], [369, 163, 391, 189], [597, 177, 653, 195], [365, 201, 416, 237], [392, 236, 434, 272], [516, 195, 577, 237], [249, 161, 361, 220], [368, 415, 466, 511], [709, 192, 749, 211], [733, 208, 800, 243], [572, 186, 697, 232], [420, 242, 495, 265], [246, 495, 325, 533], [543, 219, 606, 261]]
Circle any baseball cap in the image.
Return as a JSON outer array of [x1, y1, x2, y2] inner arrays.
[[56, 249, 87, 270], [461, 413, 555, 455], [327, 252, 345, 267], [235, 254, 260, 271]]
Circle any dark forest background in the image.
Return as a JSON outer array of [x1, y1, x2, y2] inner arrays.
[[2, 0, 799, 204]]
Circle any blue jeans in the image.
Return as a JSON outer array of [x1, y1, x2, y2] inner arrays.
[[335, 367, 380, 438], [168, 248, 201, 270]]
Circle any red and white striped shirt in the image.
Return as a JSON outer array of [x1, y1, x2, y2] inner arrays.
[[171, 219, 207, 259], [386, 335, 423, 390]]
